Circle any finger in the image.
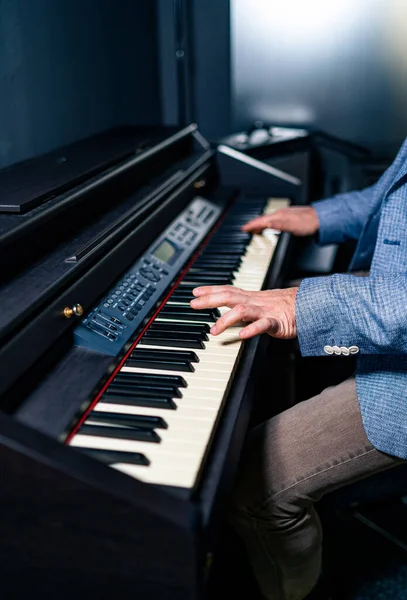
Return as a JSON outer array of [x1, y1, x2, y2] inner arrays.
[[190, 290, 248, 310], [192, 285, 234, 297], [210, 304, 262, 335], [239, 317, 279, 339], [241, 216, 271, 232]]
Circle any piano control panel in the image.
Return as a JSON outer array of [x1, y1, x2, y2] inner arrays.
[[73, 197, 222, 356]]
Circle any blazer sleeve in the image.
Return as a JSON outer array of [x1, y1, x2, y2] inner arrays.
[[311, 185, 377, 246], [296, 273, 407, 356], [311, 154, 401, 246]]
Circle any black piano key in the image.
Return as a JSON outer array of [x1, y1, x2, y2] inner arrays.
[[159, 307, 220, 321], [80, 424, 161, 443], [125, 357, 195, 372], [190, 263, 239, 272], [101, 394, 178, 409], [106, 383, 183, 399], [195, 254, 242, 263], [131, 348, 199, 362], [139, 333, 206, 350], [168, 294, 195, 303], [188, 269, 235, 277], [198, 249, 245, 257], [182, 279, 233, 287], [210, 234, 250, 243], [198, 251, 242, 259], [113, 372, 187, 387], [203, 244, 247, 252], [183, 274, 234, 282], [79, 448, 150, 466], [149, 322, 209, 337], [170, 287, 195, 295], [176, 283, 204, 291], [88, 411, 168, 429]]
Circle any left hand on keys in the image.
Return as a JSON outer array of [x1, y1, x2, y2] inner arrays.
[[190, 285, 298, 340]]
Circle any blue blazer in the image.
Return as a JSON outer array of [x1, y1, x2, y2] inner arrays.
[[296, 138, 407, 459]]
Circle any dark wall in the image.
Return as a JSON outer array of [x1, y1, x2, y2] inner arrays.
[[0, 0, 161, 169], [191, 0, 231, 142], [157, 0, 231, 143]]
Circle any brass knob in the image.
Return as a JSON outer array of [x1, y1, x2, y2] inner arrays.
[[194, 179, 206, 189], [63, 303, 84, 319]]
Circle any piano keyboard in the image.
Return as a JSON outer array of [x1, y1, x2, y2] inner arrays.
[[69, 197, 289, 488]]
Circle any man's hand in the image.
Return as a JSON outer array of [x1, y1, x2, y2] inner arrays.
[[242, 206, 319, 236], [190, 285, 298, 340]]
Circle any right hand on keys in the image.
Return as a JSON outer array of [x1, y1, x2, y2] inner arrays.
[[242, 206, 320, 236]]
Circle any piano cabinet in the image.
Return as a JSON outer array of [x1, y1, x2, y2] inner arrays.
[[0, 125, 303, 598]]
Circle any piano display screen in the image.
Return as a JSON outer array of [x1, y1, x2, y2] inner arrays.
[[152, 239, 178, 263]]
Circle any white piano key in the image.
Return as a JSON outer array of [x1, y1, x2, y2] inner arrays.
[[113, 463, 197, 488], [95, 402, 220, 420]]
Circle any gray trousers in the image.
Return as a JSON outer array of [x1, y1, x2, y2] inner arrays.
[[230, 378, 404, 600]]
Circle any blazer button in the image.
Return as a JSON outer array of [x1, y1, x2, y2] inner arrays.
[[332, 346, 341, 355], [340, 346, 350, 356], [349, 346, 360, 354], [324, 345, 334, 355]]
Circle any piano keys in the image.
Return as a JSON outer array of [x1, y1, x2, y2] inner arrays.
[[0, 124, 301, 599], [69, 197, 289, 488]]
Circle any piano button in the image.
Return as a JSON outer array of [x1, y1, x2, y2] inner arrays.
[[79, 424, 161, 443], [106, 383, 183, 399], [108, 316, 122, 325], [101, 394, 178, 409], [113, 372, 187, 388], [87, 411, 168, 429], [76, 448, 150, 466]]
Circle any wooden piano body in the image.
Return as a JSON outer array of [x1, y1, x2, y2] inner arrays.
[[0, 124, 302, 599]]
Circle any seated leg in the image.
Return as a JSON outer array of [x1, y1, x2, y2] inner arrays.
[[229, 378, 404, 600]]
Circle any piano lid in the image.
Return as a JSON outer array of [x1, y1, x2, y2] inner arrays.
[[0, 125, 181, 215]]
